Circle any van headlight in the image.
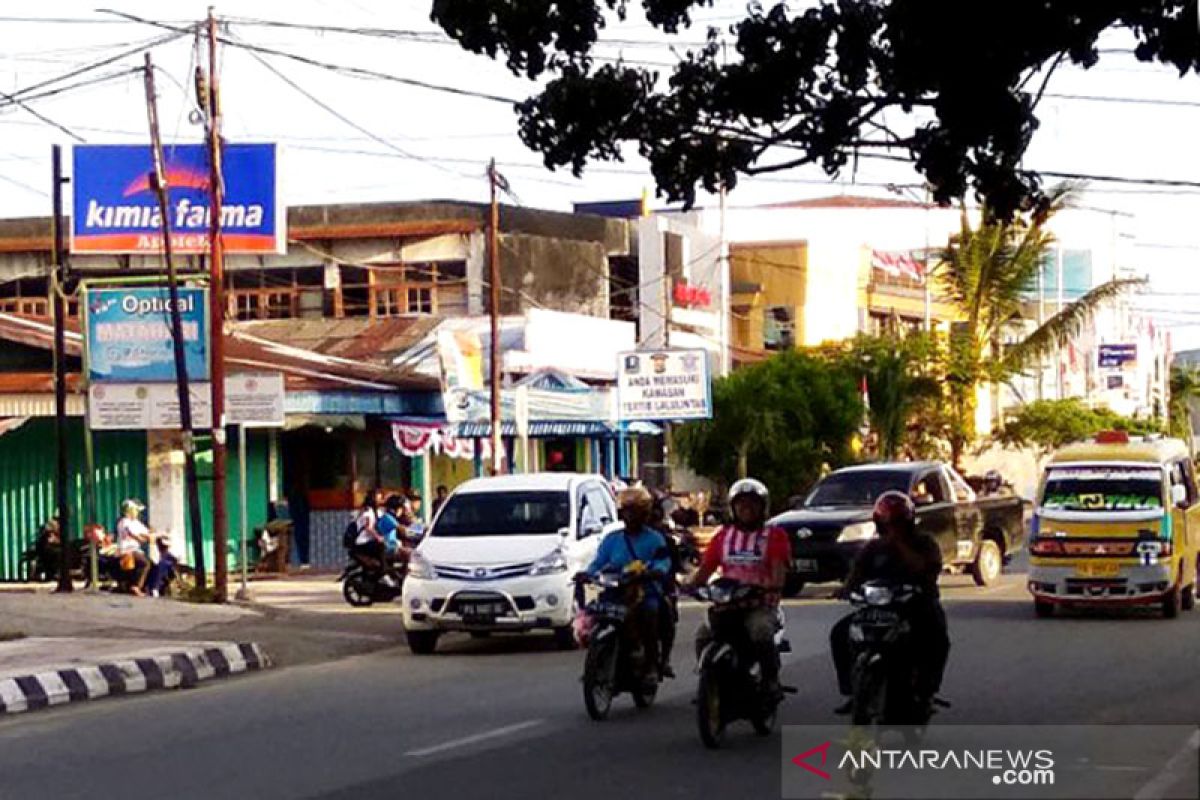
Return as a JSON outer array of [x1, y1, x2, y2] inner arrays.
[[408, 551, 436, 580], [837, 522, 877, 543], [530, 549, 568, 576]]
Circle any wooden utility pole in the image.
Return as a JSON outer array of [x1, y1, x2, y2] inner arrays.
[[205, 7, 229, 602], [487, 159, 503, 475], [661, 273, 672, 490], [143, 53, 207, 589], [51, 145, 72, 593]]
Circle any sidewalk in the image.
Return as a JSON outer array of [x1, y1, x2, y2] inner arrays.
[[0, 577, 406, 716], [0, 637, 268, 715]]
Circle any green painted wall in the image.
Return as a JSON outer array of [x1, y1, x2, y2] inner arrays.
[[188, 430, 271, 571], [0, 419, 147, 582]]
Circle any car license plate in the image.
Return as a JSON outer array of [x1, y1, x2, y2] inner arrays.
[[1076, 562, 1120, 578], [794, 559, 819, 573], [460, 602, 505, 619]]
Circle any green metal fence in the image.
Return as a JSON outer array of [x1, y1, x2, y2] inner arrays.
[[0, 419, 147, 581]]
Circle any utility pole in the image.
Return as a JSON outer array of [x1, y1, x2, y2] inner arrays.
[[51, 145, 72, 594], [718, 184, 730, 376], [143, 53, 207, 589], [205, 7, 229, 602], [661, 272, 672, 490], [487, 159, 503, 476]]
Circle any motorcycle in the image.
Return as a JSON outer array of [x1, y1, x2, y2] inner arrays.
[[339, 548, 405, 607], [576, 570, 662, 721], [846, 580, 948, 730], [692, 578, 794, 748]]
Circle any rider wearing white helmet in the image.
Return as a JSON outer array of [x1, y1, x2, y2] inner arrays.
[[689, 478, 792, 696]]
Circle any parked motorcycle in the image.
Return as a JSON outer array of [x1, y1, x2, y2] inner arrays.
[[576, 570, 662, 721], [339, 550, 405, 607], [692, 578, 793, 748], [846, 580, 948, 730]]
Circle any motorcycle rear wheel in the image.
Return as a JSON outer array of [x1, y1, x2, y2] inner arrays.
[[342, 576, 374, 607], [583, 638, 618, 721], [851, 667, 885, 728], [697, 670, 725, 749], [632, 680, 657, 709]]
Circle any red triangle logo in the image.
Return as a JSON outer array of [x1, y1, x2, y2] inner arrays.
[[791, 741, 833, 780]]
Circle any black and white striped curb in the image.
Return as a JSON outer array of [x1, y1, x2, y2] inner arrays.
[[0, 642, 270, 715]]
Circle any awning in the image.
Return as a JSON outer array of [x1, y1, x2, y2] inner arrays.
[[454, 420, 661, 438], [283, 413, 366, 431]]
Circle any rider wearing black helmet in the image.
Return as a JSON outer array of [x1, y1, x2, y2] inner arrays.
[[830, 490, 949, 711]]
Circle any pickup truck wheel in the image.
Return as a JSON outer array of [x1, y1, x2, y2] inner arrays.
[[971, 540, 1002, 587], [782, 575, 805, 598], [1034, 601, 1054, 619]]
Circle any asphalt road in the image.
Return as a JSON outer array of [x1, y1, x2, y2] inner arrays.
[[2, 564, 1199, 800]]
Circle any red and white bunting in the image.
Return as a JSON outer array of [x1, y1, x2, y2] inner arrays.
[[871, 250, 924, 281]]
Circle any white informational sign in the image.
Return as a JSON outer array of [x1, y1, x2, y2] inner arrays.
[[225, 372, 285, 428], [89, 383, 214, 430], [87, 372, 285, 430], [616, 349, 712, 422]]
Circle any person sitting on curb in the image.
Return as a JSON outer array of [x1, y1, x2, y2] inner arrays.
[[115, 499, 152, 596]]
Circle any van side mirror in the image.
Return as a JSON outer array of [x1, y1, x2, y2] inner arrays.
[[1171, 484, 1189, 509]]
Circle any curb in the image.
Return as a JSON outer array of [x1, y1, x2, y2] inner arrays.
[[0, 642, 270, 716]]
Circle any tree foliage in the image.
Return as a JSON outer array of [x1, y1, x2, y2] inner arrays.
[[933, 184, 1143, 463], [835, 332, 942, 461], [672, 349, 861, 502], [432, 1, 1200, 216], [995, 398, 1164, 456], [1169, 365, 1200, 453]]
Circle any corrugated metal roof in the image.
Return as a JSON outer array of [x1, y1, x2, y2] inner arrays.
[[0, 394, 84, 416]]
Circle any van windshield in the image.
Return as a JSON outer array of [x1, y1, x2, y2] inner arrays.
[[1041, 467, 1163, 512], [432, 491, 571, 536]]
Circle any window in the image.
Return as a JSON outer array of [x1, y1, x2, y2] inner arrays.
[[579, 485, 615, 534], [805, 471, 912, 508], [1041, 466, 1164, 513], [432, 491, 571, 536], [913, 471, 947, 506]]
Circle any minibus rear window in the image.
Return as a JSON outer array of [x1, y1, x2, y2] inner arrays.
[[1042, 467, 1163, 512]]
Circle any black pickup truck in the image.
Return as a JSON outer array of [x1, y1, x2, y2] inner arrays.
[[770, 461, 1026, 597]]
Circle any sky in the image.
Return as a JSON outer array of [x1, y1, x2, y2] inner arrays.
[[2, 1, 1200, 345]]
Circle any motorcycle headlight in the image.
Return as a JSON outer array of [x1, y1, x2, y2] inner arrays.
[[864, 585, 894, 606], [530, 549, 568, 576], [837, 522, 878, 543], [408, 551, 436, 581]]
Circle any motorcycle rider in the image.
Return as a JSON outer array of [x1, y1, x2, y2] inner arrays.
[[830, 490, 949, 714], [583, 486, 672, 688], [689, 478, 791, 698]]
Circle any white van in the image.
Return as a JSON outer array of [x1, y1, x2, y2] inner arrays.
[[400, 473, 620, 654]]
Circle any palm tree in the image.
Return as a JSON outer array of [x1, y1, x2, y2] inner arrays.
[[935, 183, 1144, 465], [1170, 365, 1200, 455], [850, 333, 942, 460]]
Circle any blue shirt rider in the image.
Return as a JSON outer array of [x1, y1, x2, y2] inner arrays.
[[585, 486, 671, 684]]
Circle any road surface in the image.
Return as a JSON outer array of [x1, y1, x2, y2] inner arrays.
[[2, 564, 1198, 800]]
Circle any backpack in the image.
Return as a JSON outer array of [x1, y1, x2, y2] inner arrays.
[[342, 518, 360, 549]]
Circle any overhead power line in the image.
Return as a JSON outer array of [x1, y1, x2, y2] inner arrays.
[[98, 10, 522, 105]]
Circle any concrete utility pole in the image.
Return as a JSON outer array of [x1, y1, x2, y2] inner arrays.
[[205, 7, 229, 602], [51, 145, 72, 594], [143, 52, 207, 589], [487, 159, 503, 475]]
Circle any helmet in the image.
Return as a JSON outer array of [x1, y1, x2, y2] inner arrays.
[[617, 486, 654, 515], [121, 498, 145, 517], [384, 494, 405, 513], [872, 491, 916, 533], [728, 478, 769, 510]]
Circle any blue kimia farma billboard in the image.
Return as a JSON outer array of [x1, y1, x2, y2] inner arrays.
[[85, 287, 209, 383], [71, 143, 283, 255]]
